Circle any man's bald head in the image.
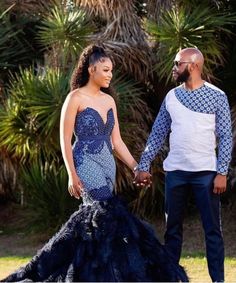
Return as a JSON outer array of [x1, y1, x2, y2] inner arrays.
[[177, 48, 204, 71]]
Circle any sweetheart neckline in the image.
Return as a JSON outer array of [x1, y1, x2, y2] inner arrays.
[[77, 107, 113, 125]]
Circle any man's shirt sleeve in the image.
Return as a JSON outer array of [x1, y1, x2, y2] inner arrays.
[[216, 93, 233, 175], [138, 99, 171, 172]]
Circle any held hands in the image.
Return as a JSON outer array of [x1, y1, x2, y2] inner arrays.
[[213, 174, 227, 194], [133, 171, 152, 188], [133, 172, 227, 193], [68, 172, 83, 199]]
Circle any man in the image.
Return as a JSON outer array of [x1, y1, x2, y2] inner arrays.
[[134, 48, 232, 282]]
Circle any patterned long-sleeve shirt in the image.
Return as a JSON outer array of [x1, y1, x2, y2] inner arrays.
[[138, 82, 232, 175]]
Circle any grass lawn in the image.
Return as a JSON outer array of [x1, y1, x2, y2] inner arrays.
[[0, 256, 30, 280], [1, 254, 236, 281], [1, 202, 236, 281], [181, 255, 236, 282]]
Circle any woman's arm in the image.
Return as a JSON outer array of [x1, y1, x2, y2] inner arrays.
[[60, 91, 83, 198], [111, 99, 138, 171]]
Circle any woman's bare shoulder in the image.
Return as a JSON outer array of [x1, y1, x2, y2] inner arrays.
[[62, 89, 84, 113], [66, 89, 84, 102], [101, 92, 115, 105]]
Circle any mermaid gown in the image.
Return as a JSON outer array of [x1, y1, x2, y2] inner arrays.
[[2, 107, 188, 282]]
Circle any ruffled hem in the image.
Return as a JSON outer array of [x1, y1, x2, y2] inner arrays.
[[2, 196, 188, 282]]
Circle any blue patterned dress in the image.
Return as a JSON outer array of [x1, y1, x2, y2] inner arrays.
[[2, 107, 188, 282]]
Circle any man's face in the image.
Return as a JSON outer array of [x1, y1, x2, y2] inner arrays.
[[175, 65, 190, 83], [172, 53, 191, 83]]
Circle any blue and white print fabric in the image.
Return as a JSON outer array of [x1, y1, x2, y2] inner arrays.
[[73, 107, 116, 201], [138, 82, 232, 174]]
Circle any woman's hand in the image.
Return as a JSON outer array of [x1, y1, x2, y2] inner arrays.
[[133, 171, 152, 188], [68, 172, 84, 199]]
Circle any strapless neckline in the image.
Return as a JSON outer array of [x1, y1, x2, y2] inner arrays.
[[77, 107, 113, 125]]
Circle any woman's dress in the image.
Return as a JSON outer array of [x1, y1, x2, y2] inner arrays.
[[2, 107, 188, 282]]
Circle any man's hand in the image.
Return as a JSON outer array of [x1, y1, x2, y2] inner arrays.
[[213, 174, 227, 194], [133, 171, 152, 188]]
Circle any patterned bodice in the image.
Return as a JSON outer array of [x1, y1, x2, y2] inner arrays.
[[74, 107, 115, 154]]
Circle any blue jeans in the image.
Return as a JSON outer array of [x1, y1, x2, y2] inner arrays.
[[164, 170, 224, 282]]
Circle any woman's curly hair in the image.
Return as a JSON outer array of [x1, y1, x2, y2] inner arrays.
[[70, 44, 112, 94]]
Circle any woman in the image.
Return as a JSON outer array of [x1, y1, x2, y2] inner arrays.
[[2, 45, 188, 282]]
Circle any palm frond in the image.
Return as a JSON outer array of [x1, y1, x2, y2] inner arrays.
[[21, 161, 79, 232], [76, 0, 152, 82], [146, 4, 236, 83], [0, 67, 70, 162], [38, 3, 94, 68], [146, 0, 174, 21], [112, 72, 152, 153], [103, 41, 153, 84], [112, 71, 167, 219], [110, 72, 156, 210]]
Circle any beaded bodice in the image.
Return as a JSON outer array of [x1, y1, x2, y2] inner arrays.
[[74, 107, 114, 154]]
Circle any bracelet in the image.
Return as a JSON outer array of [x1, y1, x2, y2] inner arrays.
[[133, 165, 138, 173]]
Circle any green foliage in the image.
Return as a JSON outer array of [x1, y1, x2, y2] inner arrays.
[[111, 73, 152, 191], [218, 44, 236, 100], [0, 65, 154, 220], [0, 6, 43, 79], [146, 4, 236, 83], [113, 73, 152, 146], [2, 0, 236, 221], [0, 67, 70, 161], [38, 3, 94, 67], [21, 160, 79, 232]]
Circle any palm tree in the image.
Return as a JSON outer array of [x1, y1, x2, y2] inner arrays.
[[75, 0, 153, 83], [146, 3, 236, 83], [0, 5, 45, 202], [0, 61, 152, 225], [21, 160, 79, 232], [0, 5, 41, 89], [0, 67, 71, 162], [1, 0, 236, 221], [38, 3, 94, 69]]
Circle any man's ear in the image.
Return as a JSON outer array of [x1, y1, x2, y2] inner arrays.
[[189, 62, 196, 72]]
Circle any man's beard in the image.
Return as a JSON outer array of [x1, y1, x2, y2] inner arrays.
[[176, 66, 190, 83]]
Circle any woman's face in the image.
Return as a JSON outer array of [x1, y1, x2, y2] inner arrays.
[[90, 57, 113, 88]]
